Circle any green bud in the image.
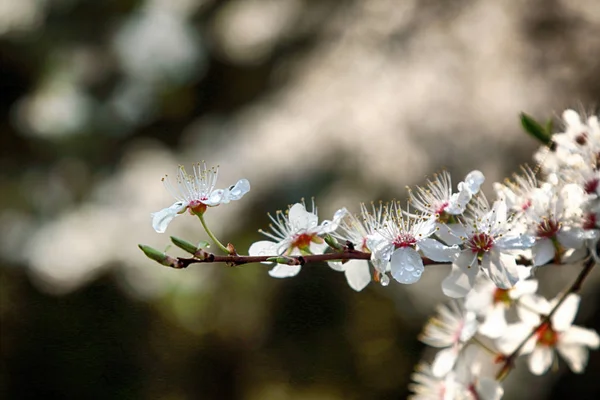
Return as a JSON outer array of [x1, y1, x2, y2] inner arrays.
[[138, 244, 176, 267], [170, 236, 198, 254], [266, 256, 295, 264], [520, 112, 552, 145], [324, 234, 343, 251]]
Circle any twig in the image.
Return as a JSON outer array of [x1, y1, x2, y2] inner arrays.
[[495, 256, 597, 381]]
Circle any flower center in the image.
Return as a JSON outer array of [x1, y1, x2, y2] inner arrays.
[[536, 322, 559, 347], [292, 233, 315, 250], [493, 288, 511, 305], [435, 201, 449, 215], [393, 233, 417, 249], [584, 178, 599, 195], [188, 200, 207, 215], [466, 233, 494, 253], [536, 218, 560, 238], [583, 212, 597, 230], [521, 199, 532, 211], [575, 132, 588, 146]]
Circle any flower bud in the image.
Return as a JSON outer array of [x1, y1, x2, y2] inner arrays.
[[138, 244, 177, 267], [324, 234, 344, 251], [170, 236, 198, 254]]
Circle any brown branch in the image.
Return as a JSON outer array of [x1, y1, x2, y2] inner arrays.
[[169, 247, 443, 269], [495, 256, 597, 381], [175, 248, 372, 269]]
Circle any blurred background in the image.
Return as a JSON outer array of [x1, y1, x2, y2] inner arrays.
[[1, 0, 600, 399]]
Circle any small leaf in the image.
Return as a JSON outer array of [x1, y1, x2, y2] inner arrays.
[[520, 112, 552, 145], [196, 240, 210, 249]]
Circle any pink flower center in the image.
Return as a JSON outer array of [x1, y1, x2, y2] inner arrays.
[[584, 177, 599, 194], [292, 233, 315, 249], [393, 233, 417, 249], [493, 288, 511, 305], [536, 218, 560, 238], [583, 212, 597, 230], [521, 199, 532, 211], [466, 233, 494, 253], [435, 201, 449, 214], [536, 322, 559, 347], [188, 200, 207, 215], [575, 132, 588, 145]]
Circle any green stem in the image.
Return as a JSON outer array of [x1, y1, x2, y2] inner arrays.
[[197, 213, 229, 254]]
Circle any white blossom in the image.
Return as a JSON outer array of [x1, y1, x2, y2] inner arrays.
[[497, 293, 600, 375], [465, 274, 538, 339], [441, 197, 535, 298], [327, 203, 385, 291], [408, 170, 485, 219], [419, 302, 478, 377], [367, 202, 457, 285], [151, 162, 250, 233], [249, 200, 338, 278]]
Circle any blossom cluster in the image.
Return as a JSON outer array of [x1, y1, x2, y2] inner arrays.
[[143, 109, 600, 399]]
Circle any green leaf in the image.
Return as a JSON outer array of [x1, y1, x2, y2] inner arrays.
[[520, 112, 552, 145], [196, 240, 210, 249]]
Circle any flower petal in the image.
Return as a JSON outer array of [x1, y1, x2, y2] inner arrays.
[[227, 178, 251, 201], [495, 234, 535, 251], [497, 322, 535, 354], [418, 238, 459, 262], [390, 247, 424, 284], [431, 347, 458, 377], [551, 293, 580, 332], [268, 264, 302, 278], [482, 251, 519, 289], [462, 170, 485, 195], [151, 201, 187, 233], [205, 189, 226, 206], [533, 239, 555, 266], [248, 240, 278, 264], [476, 378, 504, 400], [343, 259, 371, 291], [441, 252, 478, 298], [557, 344, 588, 373], [529, 346, 553, 375], [289, 203, 318, 230], [560, 326, 600, 348]]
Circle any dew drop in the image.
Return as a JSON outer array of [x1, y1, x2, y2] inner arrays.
[[380, 274, 390, 286]]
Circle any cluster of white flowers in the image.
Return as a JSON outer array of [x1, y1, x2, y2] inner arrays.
[[245, 110, 598, 295], [410, 280, 599, 399], [146, 110, 600, 398]]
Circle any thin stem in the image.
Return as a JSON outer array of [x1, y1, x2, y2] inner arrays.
[[495, 256, 596, 381], [471, 336, 499, 357], [197, 213, 229, 254]]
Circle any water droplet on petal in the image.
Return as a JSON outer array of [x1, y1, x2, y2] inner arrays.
[[380, 274, 390, 286]]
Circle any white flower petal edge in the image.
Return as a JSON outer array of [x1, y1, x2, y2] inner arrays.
[[248, 240, 279, 264], [343, 259, 371, 292], [151, 201, 187, 233], [151, 163, 250, 232], [268, 264, 302, 278]]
